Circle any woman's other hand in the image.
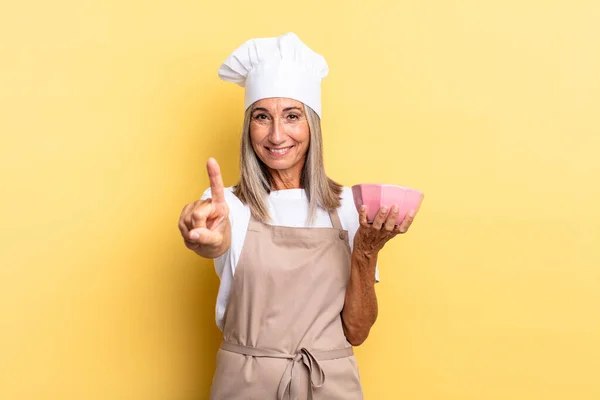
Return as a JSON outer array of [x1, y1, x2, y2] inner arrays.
[[353, 205, 417, 256], [178, 158, 231, 258]]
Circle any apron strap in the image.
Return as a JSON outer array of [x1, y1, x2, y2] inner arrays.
[[248, 211, 264, 232], [327, 208, 343, 230]]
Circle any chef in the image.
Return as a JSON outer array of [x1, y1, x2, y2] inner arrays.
[[178, 32, 418, 399]]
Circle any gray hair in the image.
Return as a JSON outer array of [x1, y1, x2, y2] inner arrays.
[[233, 104, 342, 223]]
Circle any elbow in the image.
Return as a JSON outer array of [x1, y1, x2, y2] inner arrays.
[[341, 307, 378, 347], [343, 323, 373, 347], [347, 334, 368, 347]]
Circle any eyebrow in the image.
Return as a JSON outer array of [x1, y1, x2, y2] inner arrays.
[[251, 107, 270, 113], [283, 106, 303, 112]]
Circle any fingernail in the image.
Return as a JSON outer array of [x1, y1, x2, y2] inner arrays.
[[409, 210, 416, 217], [381, 207, 388, 213], [360, 205, 366, 212], [392, 205, 399, 212], [190, 231, 199, 240]]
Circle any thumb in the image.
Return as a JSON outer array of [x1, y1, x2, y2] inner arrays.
[[189, 227, 221, 246]]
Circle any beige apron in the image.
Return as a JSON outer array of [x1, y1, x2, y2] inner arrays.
[[210, 208, 364, 400]]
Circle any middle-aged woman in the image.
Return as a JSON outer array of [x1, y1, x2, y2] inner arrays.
[[178, 32, 420, 400]]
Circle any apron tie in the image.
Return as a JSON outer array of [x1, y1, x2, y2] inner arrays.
[[220, 341, 353, 400], [277, 348, 325, 400]]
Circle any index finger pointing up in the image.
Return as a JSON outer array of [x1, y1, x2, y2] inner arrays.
[[207, 158, 225, 203]]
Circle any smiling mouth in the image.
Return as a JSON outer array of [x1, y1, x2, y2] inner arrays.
[[266, 146, 293, 156]]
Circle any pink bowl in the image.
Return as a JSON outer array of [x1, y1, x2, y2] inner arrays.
[[351, 184, 424, 225]]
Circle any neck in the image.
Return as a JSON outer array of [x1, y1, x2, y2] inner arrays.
[[269, 163, 304, 190]]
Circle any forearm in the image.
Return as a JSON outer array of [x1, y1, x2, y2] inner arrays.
[[341, 249, 378, 346]]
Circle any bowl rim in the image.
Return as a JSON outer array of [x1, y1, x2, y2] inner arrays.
[[351, 183, 423, 195]]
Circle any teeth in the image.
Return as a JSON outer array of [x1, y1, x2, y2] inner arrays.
[[269, 147, 291, 154]]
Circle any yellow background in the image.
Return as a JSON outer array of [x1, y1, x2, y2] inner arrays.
[[1, 0, 599, 399]]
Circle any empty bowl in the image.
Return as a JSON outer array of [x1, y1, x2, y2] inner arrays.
[[351, 184, 424, 225]]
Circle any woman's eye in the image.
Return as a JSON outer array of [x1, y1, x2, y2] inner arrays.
[[287, 114, 299, 120], [254, 114, 268, 120]]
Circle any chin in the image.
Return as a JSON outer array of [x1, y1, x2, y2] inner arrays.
[[263, 160, 294, 171]]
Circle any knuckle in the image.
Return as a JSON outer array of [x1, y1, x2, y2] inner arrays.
[[195, 199, 208, 207], [192, 209, 204, 219]]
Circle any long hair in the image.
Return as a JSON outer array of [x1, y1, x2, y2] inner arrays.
[[233, 104, 343, 223]]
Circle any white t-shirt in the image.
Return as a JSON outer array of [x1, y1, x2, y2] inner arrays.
[[200, 186, 380, 330]]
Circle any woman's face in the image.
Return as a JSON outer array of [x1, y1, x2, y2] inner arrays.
[[249, 97, 310, 175]]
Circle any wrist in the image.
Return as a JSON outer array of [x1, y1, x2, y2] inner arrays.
[[353, 238, 378, 259], [352, 244, 378, 262], [350, 248, 378, 285]]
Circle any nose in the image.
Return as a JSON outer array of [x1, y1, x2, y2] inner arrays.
[[268, 118, 286, 145]]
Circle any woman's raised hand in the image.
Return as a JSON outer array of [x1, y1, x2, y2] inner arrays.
[[179, 158, 231, 258]]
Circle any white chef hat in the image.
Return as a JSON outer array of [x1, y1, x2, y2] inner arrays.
[[218, 32, 329, 117]]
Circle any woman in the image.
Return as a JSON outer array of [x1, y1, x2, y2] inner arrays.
[[178, 33, 418, 399]]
